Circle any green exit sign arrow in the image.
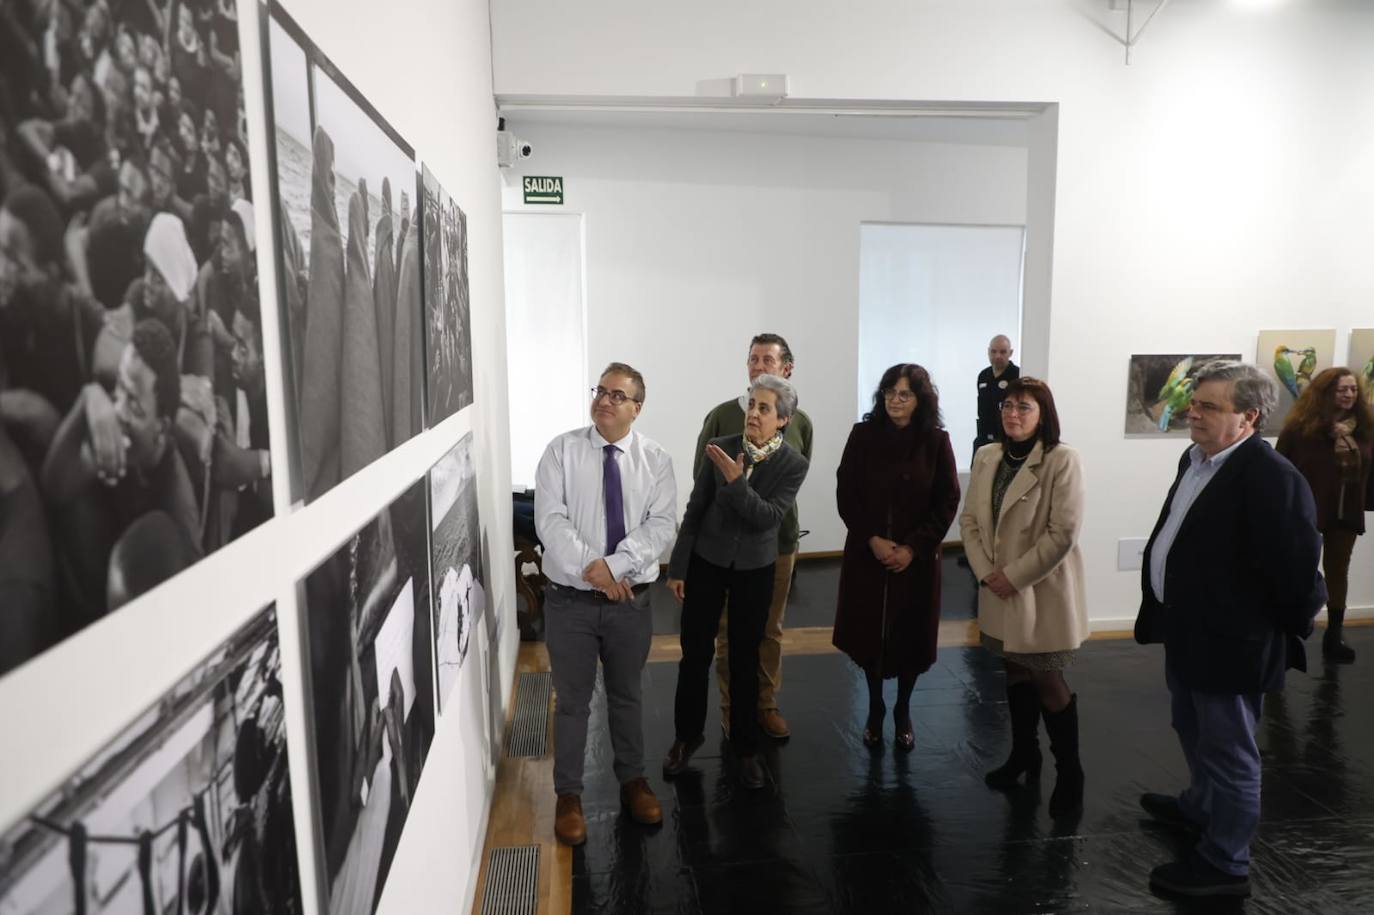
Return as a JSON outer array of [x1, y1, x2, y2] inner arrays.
[[523, 176, 564, 205]]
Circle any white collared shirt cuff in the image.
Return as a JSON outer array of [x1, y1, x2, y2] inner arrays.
[[603, 551, 635, 582]]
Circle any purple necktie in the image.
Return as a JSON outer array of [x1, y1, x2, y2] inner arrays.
[[603, 444, 627, 555]]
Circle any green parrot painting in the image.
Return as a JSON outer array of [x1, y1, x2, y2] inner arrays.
[[1352, 350, 1374, 403], [1273, 346, 1301, 399], [1362, 353, 1374, 407], [1155, 356, 1194, 431], [1296, 347, 1317, 393]]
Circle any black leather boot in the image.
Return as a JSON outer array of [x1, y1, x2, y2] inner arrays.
[[985, 681, 1043, 789], [1044, 694, 1084, 818], [1323, 607, 1356, 663]]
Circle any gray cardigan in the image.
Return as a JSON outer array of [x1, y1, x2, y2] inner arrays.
[[668, 434, 809, 578]]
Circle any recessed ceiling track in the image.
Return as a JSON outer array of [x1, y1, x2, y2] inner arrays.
[[496, 95, 1050, 121]]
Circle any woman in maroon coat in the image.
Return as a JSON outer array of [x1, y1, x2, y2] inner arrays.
[[1277, 367, 1374, 663], [832, 364, 960, 750]]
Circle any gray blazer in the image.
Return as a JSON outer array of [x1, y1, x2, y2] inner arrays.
[[668, 434, 809, 578]]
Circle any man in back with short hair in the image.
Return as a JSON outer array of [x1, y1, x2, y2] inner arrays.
[[974, 334, 1019, 459], [696, 333, 814, 739]]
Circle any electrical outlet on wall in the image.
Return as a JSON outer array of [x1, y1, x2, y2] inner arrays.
[[1118, 538, 1148, 571]]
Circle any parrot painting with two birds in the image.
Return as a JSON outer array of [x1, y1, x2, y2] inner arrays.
[[1273, 346, 1318, 400]]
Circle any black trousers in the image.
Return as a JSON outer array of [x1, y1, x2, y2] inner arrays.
[[674, 552, 775, 757]]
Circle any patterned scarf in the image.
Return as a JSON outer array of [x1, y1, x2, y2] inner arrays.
[[742, 432, 784, 480], [1333, 416, 1360, 483]]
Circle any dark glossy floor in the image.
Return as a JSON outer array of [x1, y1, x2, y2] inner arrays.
[[648, 555, 979, 636], [571, 598, 1374, 913]]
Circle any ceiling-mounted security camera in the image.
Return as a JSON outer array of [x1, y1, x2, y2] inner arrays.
[[496, 118, 532, 167]]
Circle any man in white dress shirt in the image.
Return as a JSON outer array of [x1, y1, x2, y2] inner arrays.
[[534, 362, 677, 846]]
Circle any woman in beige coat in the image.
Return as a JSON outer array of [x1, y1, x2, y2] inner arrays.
[[961, 377, 1087, 818]]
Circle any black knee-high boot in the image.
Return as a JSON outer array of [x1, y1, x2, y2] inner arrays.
[[1323, 606, 1356, 663], [1043, 694, 1084, 817], [985, 681, 1042, 789]]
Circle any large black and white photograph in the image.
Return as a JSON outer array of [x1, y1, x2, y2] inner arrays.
[[0, 604, 301, 914], [1, 0, 276, 679], [1123, 353, 1242, 436], [419, 165, 472, 426], [265, 5, 423, 505], [300, 479, 434, 915], [426, 430, 484, 712]]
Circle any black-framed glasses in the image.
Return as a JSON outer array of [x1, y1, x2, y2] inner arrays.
[[882, 389, 915, 404], [591, 386, 639, 406]]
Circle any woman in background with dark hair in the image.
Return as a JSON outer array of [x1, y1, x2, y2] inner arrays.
[[961, 377, 1088, 817], [1277, 367, 1374, 663], [832, 364, 960, 751]]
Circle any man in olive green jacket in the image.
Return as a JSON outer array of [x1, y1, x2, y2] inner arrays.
[[695, 333, 814, 739]]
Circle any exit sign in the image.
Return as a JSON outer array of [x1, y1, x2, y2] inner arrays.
[[523, 176, 563, 205]]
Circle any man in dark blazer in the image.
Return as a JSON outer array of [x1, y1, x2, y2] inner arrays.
[[1135, 360, 1326, 900]]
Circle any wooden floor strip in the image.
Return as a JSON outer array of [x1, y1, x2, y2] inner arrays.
[[472, 643, 570, 915], [649, 620, 1138, 663]]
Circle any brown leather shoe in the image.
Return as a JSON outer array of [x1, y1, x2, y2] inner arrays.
[[663, 736, 705, 777], [759, 708, 790, 739], [554, 794, 586, 846], [620, 777, 663, 825]]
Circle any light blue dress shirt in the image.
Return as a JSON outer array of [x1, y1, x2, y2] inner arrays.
[[1149, 435, 1251, 603], [534, 426, 678, 590]]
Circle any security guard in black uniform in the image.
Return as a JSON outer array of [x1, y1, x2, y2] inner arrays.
[[973, 335, 1020, 460]]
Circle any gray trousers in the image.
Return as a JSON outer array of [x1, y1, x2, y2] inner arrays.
[[1167, 664, 1264, 876], [545, 583, 653, 796]]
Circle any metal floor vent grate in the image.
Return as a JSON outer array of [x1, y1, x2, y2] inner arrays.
[[480, 845, 539, 915], [506, 671, 552, 758]]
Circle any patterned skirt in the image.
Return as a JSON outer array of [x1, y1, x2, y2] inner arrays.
[[979, 633, 1077, 671]]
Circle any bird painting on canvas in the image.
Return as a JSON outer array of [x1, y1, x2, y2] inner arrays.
[[1155, 356, 1195, 431], [1274, 346, 1302, 399]]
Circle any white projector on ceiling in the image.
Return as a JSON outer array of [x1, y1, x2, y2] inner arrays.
[[733, 74, 789, 102]]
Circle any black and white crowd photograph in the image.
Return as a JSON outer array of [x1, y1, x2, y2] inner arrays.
[[0, 604, 301, 914], [300, 478, 435, 915], [1, 0, 275, 678], [265, 3, 424, 506], [426, 430, 484, 712], [420, 165, 473, 426]]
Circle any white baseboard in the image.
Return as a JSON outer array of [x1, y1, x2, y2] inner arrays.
[[1088, 606, 1374, 634]]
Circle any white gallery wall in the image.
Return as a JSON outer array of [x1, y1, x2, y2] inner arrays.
[[500, 122, 1029, 551], [0, 1, 513, 913], [491, 0, 1374, 625]]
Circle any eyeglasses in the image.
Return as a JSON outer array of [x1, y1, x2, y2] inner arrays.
[[1000, 401, 1036, 415], [882, 389, 915, 403], [590, 386, 639, 406]]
